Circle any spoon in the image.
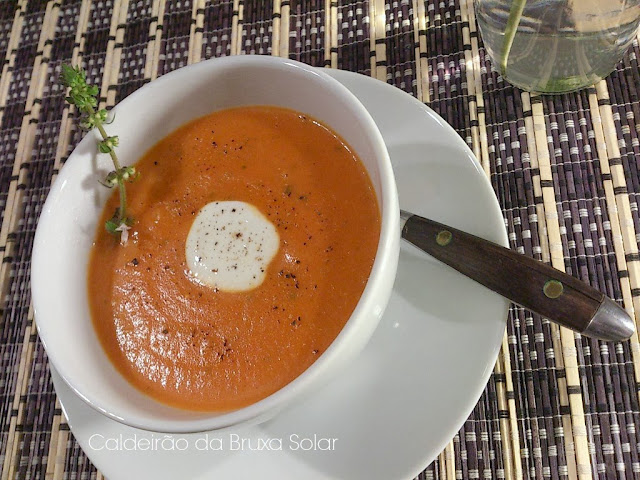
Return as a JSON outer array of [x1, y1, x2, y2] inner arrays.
[[400, 210, 635, 342]]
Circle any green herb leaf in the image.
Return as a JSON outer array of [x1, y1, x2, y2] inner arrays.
[[120, 166, 138, 182], [98, 141, 113, 154], [105, 219, 119, 234], [101, 171, 119, 188]]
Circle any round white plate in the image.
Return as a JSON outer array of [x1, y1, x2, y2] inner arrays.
[[51, 69, 509, 480]]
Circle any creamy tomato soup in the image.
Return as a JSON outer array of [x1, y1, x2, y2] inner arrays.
[[88, 106, 381, 411]]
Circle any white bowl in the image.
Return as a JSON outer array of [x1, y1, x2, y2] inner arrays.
[[31, 55, 399, 433]]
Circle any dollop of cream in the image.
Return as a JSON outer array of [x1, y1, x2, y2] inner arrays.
[[186, 201, 280, 291]]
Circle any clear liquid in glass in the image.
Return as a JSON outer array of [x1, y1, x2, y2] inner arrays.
[[475, 0, 640, 93]]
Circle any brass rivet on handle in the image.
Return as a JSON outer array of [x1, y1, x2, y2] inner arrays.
[[436, 230, 453, 246], [543, 279, 564, 299]]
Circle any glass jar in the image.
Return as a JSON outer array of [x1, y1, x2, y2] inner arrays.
[[475, 0, 640, 94]]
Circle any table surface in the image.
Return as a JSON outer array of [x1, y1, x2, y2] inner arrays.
[[1, 0, 639, 479]]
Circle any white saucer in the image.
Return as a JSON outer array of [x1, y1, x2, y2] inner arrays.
[[51, 69, 509, 480]]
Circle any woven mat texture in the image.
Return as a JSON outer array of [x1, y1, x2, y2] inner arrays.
[[1, 0, 640, 479]]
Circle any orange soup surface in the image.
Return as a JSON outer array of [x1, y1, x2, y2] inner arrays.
[[88, 106, 381, 411]]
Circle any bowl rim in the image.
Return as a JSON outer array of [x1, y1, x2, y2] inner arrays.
[[31, 55, 400, 433]]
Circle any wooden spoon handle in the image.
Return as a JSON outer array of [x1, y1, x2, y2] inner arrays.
[[400, 211, 635, 341]]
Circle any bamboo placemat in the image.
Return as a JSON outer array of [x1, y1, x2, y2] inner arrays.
[[0, 0, 639, 478]]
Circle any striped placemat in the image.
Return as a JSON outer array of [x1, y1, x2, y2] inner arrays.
[[1, 0, 639, 478]]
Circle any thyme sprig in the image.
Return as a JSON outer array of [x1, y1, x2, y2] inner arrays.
[[60, 64, 139, 244]]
